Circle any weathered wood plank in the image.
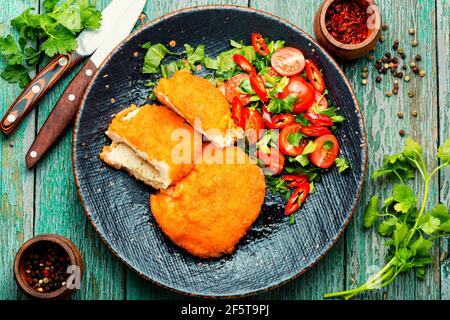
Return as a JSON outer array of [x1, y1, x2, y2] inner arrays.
[[124, 0, 249, 301], [32, 0, 125, 300], [248, 0, 345, 300], [437, 0, 450, 300], [345, 0, 440, 300], [0, 0, 37, 300]]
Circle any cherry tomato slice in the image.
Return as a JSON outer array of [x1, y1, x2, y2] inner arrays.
[[285, 182, 310, 215], [255, 147, 285, 176], [249, 72, 269, 103], [271, 47, 306, 76], [309, 134, 339, 169], [300, 126, 332, 137], [308, 91, 328, 113], [279, 123, 308, 156], [261, 105, 275, 129], [241, 107, 264, 144], [233, 54, 256, 74], [305, 59, 325, 93], [251, 32, 269, 56], [304, 113, 333, 127], [225, 74, 252, 106], [231, 96, 244, 127], [280, 76, 315, 113], [271, 114, 295, 129]]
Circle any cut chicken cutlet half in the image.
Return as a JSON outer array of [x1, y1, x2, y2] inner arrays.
[[100, 105, 201, 190], [150, 144, 266, 258], [155, 70, 243, 148]]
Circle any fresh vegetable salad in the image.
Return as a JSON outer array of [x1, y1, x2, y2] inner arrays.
[[142, 33, 350, 224]]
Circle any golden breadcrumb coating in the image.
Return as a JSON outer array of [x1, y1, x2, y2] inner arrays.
[[150, 145, 266, 258]]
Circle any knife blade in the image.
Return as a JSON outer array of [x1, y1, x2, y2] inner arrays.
[[25, 0, 147, 169], [0, 0, 136, 136]]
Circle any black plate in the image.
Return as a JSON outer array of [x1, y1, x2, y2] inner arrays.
[[73, 6, 367, 297]]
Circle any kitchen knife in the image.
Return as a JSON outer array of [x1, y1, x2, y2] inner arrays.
[[0, 0, 136, 136], [25, 0, 147, 169]]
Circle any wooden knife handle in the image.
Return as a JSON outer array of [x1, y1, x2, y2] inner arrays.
[[1, 51, 83, 136], [26, 60, 98, 169]]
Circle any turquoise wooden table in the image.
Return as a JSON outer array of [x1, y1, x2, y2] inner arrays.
[[0, 0, 448, 300]]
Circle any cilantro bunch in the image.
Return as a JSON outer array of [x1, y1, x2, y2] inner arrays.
[[0, 0, 102, 87], [325, 138, 450, 299]]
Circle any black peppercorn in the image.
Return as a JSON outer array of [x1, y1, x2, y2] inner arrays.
[[415, 54, 422, 61], [376, 76, 382, 83], [413, 67, 420, 74]]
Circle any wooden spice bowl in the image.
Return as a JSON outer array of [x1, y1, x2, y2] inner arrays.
[[314, 0, 382, 60], [14, 234, 84, 300]]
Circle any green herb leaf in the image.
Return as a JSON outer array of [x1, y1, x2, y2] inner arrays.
[[204, 56, 219, 70], [43, 0, 59, 12], [437, 138, 450, 163], [217, 45, 256, 71], [363, 196, 380, 228], [302, 141, 317, 155], [392, 184, 416, 213], [287, 132, 302, 147], [335, 157, 350, 173], [410, 235, 433, 256], [419, 215, 441, 235], [1, 64, 30, 88], [293, 154, 310, 167], [378, 217, 398, 236], [431, 203, 449, 223], [403, 138, 423, 158], [393, 222, 409, 247], [40, 27, 78, 56], [0, 35, 21, 56], [230, 39, 244, 48], [184, 44, 205, 69], [143, 44, 177, 74]]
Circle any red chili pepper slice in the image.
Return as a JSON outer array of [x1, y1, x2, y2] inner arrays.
[[271, 114, 295, 129], [252, 32, 269, 56], [300, 126, 332, 137], [304, 113, 333, 127], [285, 182, 310, 215], [261, 105, 274, 129], [231, 96, 244, 127], [233, 54, 256, 74], [249, 72, 269, 103], [305, 59, 325, 93], [282, 175, 309, 188]]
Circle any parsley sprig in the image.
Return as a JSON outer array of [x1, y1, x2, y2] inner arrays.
[[0, 0, 102, 87], [325, 138, 450, 299]]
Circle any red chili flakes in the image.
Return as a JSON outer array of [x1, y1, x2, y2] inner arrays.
[[325, 0, 369, 45]]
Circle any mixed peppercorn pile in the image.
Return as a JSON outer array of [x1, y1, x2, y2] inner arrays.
[[23, 243, 70, 293]]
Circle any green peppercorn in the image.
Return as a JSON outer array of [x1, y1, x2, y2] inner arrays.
[[420, 69, 426, 77], [408, 28, 416, 35], [408, 90, 415, 97]]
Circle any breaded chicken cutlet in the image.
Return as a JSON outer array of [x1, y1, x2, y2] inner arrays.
[[100, 105, 201, 190], [155, 70, 243, 148], [150, 144, 266, 258]]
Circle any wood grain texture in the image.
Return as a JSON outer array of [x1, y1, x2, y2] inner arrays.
[[0, 0, 37, 300], [248, 0, 345, 300], [437, 0, 450, 300], [344, 0, 440, 300], [33, 0, 124, 300], [0, 0, 447, 300]]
